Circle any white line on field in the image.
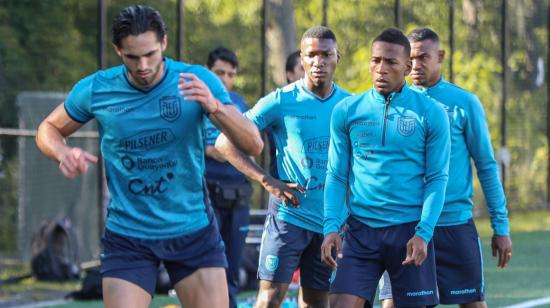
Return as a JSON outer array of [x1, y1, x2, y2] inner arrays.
[[502, 297, 550, 308]]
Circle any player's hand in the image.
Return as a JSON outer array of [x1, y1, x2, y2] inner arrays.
[[262, 176, 305, 208], [321, 232, 342, 269], [492, 235, 512, 268], [402, 235, 428, 266], [178, 73, 219, 114], [58, 147, 98, 178]]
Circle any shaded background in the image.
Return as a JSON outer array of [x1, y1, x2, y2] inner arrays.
[[0, 0, 548, 265]]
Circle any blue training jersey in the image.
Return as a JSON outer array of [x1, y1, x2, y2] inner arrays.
[[64, 57, 231, 239], [324, 84, 450, 243], [412, 78, 509, 235], [204, 91, 249, 183], [245, 79, 350, 233]]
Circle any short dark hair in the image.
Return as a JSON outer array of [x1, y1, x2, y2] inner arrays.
[[372, 28, 410, 57], [112, 5, 167, 48], [301, 26, 337, 43], [408, 28, 440, 43], [285, 50, 301, 73], [207, 47, 239, 69]]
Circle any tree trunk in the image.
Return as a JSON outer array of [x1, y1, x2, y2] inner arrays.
[[267, 0, 297, 87]]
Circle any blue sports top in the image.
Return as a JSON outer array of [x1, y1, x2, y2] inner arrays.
[[324, 84, 450, 243], [64, 57, 231, 239], [204, 91, 249, 183], [412, 78, 509, 235], [245, 79, 350, 233]]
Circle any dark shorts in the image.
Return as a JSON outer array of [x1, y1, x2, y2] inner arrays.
[[257, 214, 332, 291], [100, 210, 227, 296], [331, 217, 438, 307], [433, 220, 484, 304]]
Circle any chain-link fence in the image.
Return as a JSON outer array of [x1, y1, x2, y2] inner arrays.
[[0, 0, 548, 261]]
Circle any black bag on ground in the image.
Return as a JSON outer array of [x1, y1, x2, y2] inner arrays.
[[70, 267, 102, 300], [31, 217, 80, 281]]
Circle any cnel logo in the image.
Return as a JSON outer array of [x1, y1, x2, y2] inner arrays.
[[128, 172, 175, 195], [119, 129, 175, 152], [302, 136, 330, 154]]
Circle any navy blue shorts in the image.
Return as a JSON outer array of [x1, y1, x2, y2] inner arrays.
[[100, 210, 227, 296], [433, 220, 484, 304], [257, 214, 332, 291], [331, 217, 438, 307]]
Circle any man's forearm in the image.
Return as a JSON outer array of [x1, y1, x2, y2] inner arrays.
[[215, 133, 268, 184], [36, 121, 70, 162], [210, 103, 263, 156]]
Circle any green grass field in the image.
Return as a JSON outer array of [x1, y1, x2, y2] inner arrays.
[[2, 210, 549, 307]]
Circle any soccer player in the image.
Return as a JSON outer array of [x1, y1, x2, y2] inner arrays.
[[203, 46, 253, 308], [35, 5, 262, 308], [378, 27, 513, 308], [321, 28, 451, 308], [285, 50, 305, 83], [215, 26, 350, 308]]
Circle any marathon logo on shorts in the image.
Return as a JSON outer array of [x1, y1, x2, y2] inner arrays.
[[406, 290, 434, 297], [397, 116, 416, 137], [450, 288, 477, 295], [159, 96, 181, 122], [265, 255, 279, 272]]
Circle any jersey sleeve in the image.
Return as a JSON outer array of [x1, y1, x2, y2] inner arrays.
[[465, 95, 509, 235], [244, 91, 280, 131], [323, 101, 351, 235], [64, 75, 95, 123], [416, 100, 450, 243]]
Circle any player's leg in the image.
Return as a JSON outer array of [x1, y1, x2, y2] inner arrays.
[[378, 271, 394, 308], [385, 222, 438, 308], [100, 229, 159, 308], [433, 220, 486, 307], [102, 278, 152, 308], [330, 217, 385, 308], [256, 280, 291, 308], [255, 214, 310, 308], [298, 232, 333, 308], [173, 267, 228, 307], [164, 206, 229, 307]]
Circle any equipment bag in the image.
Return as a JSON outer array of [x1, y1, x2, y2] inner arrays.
[[30, 217, 80, 281]]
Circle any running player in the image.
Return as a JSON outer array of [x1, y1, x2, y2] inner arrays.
[[321, 28, 451, 308], [215, 26, 350, 308], [378, 27, 512, 308], [35, 5, 262, 308]]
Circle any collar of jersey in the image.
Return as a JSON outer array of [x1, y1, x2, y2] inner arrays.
[[298, 78, 337, 102], [411, 76, 446, 95], [123, 57, 170, 94], [371, 82, 410, 104]]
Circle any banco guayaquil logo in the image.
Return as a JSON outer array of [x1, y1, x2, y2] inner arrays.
[[159, 96, 181, 122], [265, 255, 279, 272]]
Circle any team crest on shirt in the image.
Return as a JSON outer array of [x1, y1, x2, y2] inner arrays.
[[265, 255, 279, 272], [397, 116, 416, 137], [159, 96, 181, 122]]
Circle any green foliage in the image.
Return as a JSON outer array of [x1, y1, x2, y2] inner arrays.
[[0, 0, 548, 253]]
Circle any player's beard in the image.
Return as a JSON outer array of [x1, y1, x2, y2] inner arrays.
[[129, 59, 165, 89]]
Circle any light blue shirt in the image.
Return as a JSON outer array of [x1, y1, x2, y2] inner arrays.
[[245, 80, 350, 233], [412, 78, 509, 235], [324, 84, 450, 243], [64, 57, 231, 239]]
